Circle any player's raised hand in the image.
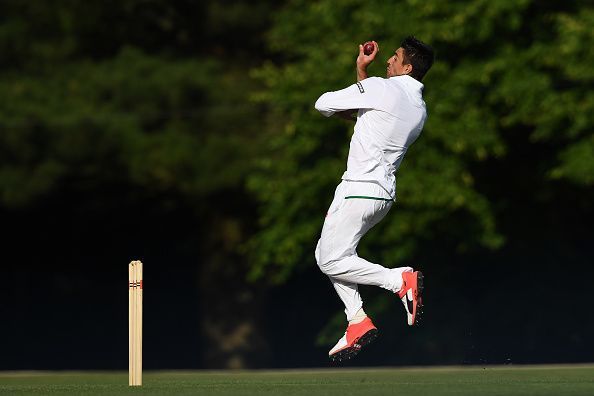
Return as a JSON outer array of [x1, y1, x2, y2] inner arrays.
[[357, 40, 379, 69]]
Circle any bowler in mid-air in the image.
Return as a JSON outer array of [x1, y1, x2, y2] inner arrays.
[[314, 36, 435, 362]]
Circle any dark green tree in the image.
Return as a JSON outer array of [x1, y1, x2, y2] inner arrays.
[[248, 0, 594, 348], [0, 0, 277, 368]]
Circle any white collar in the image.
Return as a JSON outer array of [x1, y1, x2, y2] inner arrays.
[[389, 74, 424, 91]]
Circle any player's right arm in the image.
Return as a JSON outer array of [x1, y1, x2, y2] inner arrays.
[[356, 40, 379, 82], [315, 41, 382, 118]]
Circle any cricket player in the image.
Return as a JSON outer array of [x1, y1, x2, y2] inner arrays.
[[314, 36, 434, 361]]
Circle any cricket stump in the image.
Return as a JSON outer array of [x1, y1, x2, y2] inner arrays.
[[129, 260, 143, 386]]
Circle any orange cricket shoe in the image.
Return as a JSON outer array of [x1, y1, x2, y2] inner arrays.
[[397, 271, 424, 326], [328, 316, 378, 362]]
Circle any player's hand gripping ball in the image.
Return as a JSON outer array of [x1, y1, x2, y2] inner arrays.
[[363, 42, 375, 55]]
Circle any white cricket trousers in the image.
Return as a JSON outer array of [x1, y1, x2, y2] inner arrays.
[[315, 181, 412, 321]]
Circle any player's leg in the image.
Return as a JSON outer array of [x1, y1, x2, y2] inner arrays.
[[320, 227, 423, 326], [331, 277, 363, 321], [315, 187, 422, 326], [316, 195, 408, 292], [315, 184, 381, 360], [397, 271, 424, 326], [322, 255, 412, 292], [325, 278, 379, 362]]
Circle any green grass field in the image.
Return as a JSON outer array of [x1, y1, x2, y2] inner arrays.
[[1, 365, 593, 395]]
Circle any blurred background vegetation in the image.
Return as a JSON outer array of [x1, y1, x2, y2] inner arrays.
[[1, 0, 592, 369]]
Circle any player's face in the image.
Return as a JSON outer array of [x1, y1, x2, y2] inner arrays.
[[386, 47, 411, 78]]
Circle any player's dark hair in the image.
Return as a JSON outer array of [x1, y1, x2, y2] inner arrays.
[[400, 36, 434, 81]]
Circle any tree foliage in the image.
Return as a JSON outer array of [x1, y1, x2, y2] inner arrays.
[[0, 50, 258, 207], [248, 0, 594, 283], [0, 0, 275, 369], [0, 0, 269, 208]]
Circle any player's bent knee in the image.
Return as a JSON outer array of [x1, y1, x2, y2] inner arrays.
[[317, 261, 331, 275], [315, 250, 331, 270], [317, 258, 339, 275], [314, 241, 323, 266], [315, 240, 343, 272]]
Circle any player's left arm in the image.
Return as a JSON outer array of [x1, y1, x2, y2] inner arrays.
[[314, 78, 385, 117]]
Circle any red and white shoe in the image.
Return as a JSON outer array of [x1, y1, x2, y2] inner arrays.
[[328, 317, 378, 362], [397, 271, 424, 326]]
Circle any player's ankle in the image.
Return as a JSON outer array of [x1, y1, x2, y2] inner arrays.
[[349, 308, 367, 324]]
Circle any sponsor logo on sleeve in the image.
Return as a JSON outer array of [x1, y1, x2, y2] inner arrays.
[[356, 82, 365, 94]]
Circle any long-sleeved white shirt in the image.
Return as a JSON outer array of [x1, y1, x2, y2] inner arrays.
[[315, 75, 427, 199]]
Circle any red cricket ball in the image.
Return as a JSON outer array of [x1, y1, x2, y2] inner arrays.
[[363, 42, 375, 55]]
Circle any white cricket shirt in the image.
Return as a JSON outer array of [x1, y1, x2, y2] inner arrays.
[[315, 75, 427, 199]]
